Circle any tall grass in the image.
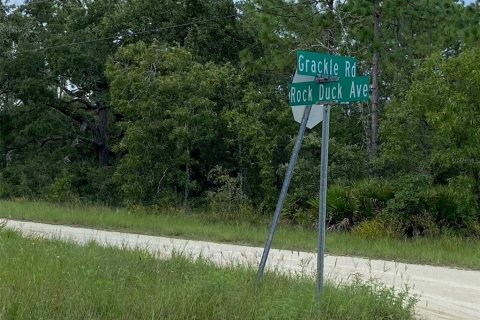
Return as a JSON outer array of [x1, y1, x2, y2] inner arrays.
[[0, 229, 416, 320], [1, 199, 479, 269]]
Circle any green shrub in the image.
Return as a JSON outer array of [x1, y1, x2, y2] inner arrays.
[[73, 166, 120, 206], [352, 219, 386, 238], [349, 178, 394, 221], [410, 213, 441, 237], [46, 170, 80, 204], [325, 183, 356, 223], [385, 174, 479, 235], [420, 181, 478, 232], [470, 223, 480, 239], [352, 216, 403, 239], [385, 174, 431, 217], [44, 165, 120, 206], [306, 179, 394, 229], [444, 175, 478, 228], [206, 166, 253, 220], [0, 166, 40, 199]]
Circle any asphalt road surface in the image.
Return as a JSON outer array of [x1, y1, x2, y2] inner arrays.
[[3, 219, 479, 320]]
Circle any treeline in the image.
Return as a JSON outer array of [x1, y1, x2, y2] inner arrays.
[[1, 0, 479, 237]]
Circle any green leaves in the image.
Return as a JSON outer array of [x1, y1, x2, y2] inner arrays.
[[107, 43, 242, 205], [380, 48, 480, 231], [0, 0, 479, 235]]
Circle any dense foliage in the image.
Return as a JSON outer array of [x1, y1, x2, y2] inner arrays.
[[1, 0, 479, 236]]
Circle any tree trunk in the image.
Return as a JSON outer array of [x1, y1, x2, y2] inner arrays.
[[327, 0, 334, 54], [370, 0, 381, 158], [96, 105, 109, 166], [361, 105, 371, 155], [184, 146, 190, 209]]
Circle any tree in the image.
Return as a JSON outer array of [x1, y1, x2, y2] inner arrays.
[[107, 42, 244, 205], [380, 48, 480, 229], [338, 0, 467, 160], [0, 0, 250, 202], [101, 0, 243, 64]]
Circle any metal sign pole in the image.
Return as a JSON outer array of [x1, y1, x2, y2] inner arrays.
[[316, 104, 331, 296], [256, 104, 312, 284]]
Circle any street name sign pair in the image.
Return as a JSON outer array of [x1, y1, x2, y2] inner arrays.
[[257, 50, 370, 297], [291, 50, 369, 114]]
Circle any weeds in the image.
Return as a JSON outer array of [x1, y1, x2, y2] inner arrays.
[[0, 230, 416, 320]]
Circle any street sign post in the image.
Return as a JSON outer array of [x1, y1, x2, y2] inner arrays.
[[256, 105, 312, 283], [257, 50, 370, 298], [316, 104, 330, 296]]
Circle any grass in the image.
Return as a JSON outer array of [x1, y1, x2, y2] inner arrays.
[[0, 228, 416, 320], [1, 199, 479, 270]]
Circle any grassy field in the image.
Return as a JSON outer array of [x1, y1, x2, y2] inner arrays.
[[0, 228, 416, 320], [1, 199, 479, 270]]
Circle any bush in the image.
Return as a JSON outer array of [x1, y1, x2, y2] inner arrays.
[[421, 182, 478, 232], [352, 216, 403, 239], [409, 213, 441, 237], [385, 174, 479, 235], [301, 174, 479, 236], [0, 165, 45, 199], [45, 165, 120, 206], [349, 178, 394, 221], [470, 223, 480, 239], [46, 170, 80, 204], [306, 179, 394, 230], [325, 183, 356, 224], [352, 219, 386, 238], [205, 166, 253, 220]]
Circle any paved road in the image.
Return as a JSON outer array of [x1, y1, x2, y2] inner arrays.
[[3, 219, 479, 319]]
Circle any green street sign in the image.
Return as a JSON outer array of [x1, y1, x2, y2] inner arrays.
[[297, 50, 356, 78], [289, 76, 370, 106]]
